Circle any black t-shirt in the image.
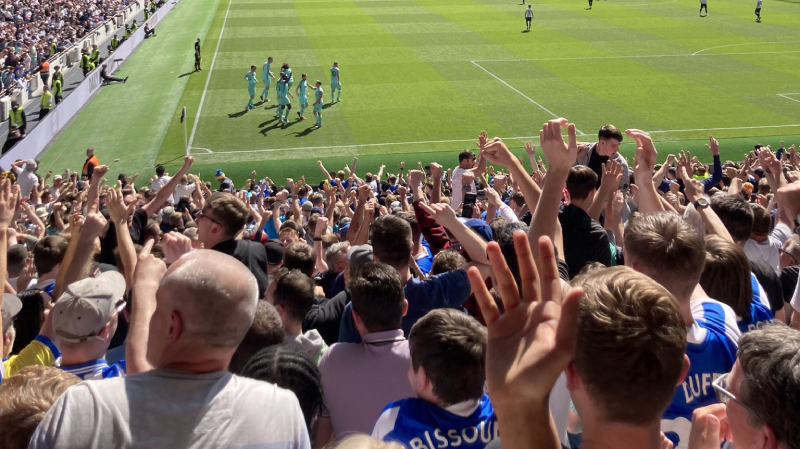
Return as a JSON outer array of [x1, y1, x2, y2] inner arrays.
[[780, 265, 799, 304], [559, 204, 611, 279], [129, 207, 149, 245], [303, 290, 350, 346], [212, 239, 269, 299], [520, 210, 532, 226], [750, 259, 784, 313]]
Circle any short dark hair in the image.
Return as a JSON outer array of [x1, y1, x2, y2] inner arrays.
[[710, 195, 754, 243], [350, 262, 405, 333], [282, 242, 316, 277], [33, 236, 68, 276], [458, 150, 476, 163], [493, 221, 529, 290], [371, 215, 412, 269], [598, 124, 623, 142], [204, 192, 250, 237], [738, 325, 800, 448], [273, 269, 315, 323], [566, 166, 599, 201], [431, 250, 466, 275], [155, 165, 165, 176], [409, 309, 487, 406], [396, 212, 421, 244], [7, 244, 27, 275], [228, 301, 284, 375], [750, 203, 771, 237], [700, 236, 753, 320]]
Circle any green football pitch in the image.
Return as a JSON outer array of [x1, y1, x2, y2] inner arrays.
[[37, 0, 800, 182]]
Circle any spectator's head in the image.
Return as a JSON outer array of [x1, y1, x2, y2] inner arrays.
[[566, 165, 598, 205], [51, 272, 127, 363], [11, 289, 48, 355], [86, 148, 94, 157], [492, 221, 529, 291], [279, 227, 300, 247], [596, 124, 623, 156], [344, 244, 374, 286], [11, 100, 19, 110], [724, 325, 800, 449], [273, 269, 315, 330], [6, 243, 27, 278], [408, 309, 487, 406], [1, 293, 21, 357], [33, 235, 68, 277], [350, 262, 407, 336], [749, 203, 771, 241], [229, 301, 284, 375], [148, 250, 259, 370], [265, 239, 284, 275], [155, 165, 165, 177], [197, 192, 250, 247], [371, 215, 412, 272], [0, 365, 80, 449], [282, 242, 315, 277], [570, 266, 688, 426], [779, 235, 800, 270], [699, 236, 753, 321], [509, 192, 525, 214], [458, 150, 476, 169], [325, 241, 349, 274], [242, 344, 323, 428], [624, 212, 706, 303], [710, 194, 753, 246], [431, 249, 466, 275]]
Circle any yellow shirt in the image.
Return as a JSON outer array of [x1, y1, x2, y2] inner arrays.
[[3, 335, 61, 379]]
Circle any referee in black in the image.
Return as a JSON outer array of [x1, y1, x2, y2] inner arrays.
[[194, 38, 202, 71]]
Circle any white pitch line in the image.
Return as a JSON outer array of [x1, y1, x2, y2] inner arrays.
[[691, 41, 798, 56], [187, 0, 234, 151], [470, 60, 586, 136], [190, 123, 800, 155], [473, 49, 800, 63], [777, 94, 800, 104]]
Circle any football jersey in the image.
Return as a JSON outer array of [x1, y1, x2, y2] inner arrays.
[[298, 80, 308, 101], [661, 298, 740, 449], [315, 87, 324, 104], [738, 274, 774, 333], [373, 394, 498, 449], [262, 62, 271, 81], [331, 66, 340, 83]]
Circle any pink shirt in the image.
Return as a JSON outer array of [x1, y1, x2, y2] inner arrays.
[[319, 330, 414, 439]]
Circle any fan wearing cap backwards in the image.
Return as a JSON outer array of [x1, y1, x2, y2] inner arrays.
[[51, 271, 128, 380]]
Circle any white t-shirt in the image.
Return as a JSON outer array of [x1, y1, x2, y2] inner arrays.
[[13, 166, 39, 199], [743, 223, 791, 271], [150, 175, 172, 192], [451, 166, 476, 210], [173, 183, 196, 203], [525, 8, 533, 17], [29, 369, 311, 449]]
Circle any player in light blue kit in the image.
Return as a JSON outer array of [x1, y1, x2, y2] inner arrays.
[[261, 57, 274, 102], [244, 65, 258, 111], [313, 80, 323, 128], [276, 74, 292, 124], [330, 61, 341, 103], [282, 63, 294, 91], [295, 73, 308, 121]]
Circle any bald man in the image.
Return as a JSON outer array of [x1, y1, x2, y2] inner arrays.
[[29, 246, 310, 449]]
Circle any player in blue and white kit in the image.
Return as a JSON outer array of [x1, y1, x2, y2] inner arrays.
[[313, 80, 323, 129], [275, 74, 291, 123], [261, 57, 274, 102], [244, 65, 258, 111], [295, 73, 308, 121], [330, 61, 341, 103], [755, 0, 762, 21], [372, 309, 497, 449]]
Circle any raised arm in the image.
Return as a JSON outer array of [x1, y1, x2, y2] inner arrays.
[[419, 202, 489, 266], [126, 240, 167, 374], [85, 165, 109, 214], [314, 217, 330, 273], [587, 160, 622, 221], [141, 156, 194, 216], [430, 163, 443, 204], [700, 136, 722, 192], [626, 129, 664, 214], [0, 180, 16, 357], [317, 160, 334, 183], [107, 187, 138, 289], [680, 165, 733, 242], [482, 134, 542, 213]]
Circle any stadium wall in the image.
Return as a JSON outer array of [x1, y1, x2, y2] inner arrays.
[[0, 0, 182, 169]]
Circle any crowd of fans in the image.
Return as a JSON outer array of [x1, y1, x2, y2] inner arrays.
[[0, 0, 136, 95], [0, 124, 798, 449]]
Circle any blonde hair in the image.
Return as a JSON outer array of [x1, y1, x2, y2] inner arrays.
[[0, 365, 81, 449], [334, 435, 405, 449]]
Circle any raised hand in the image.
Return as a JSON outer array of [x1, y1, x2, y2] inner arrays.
[[601, 160, 623, 187], [419, 201, 459, 227], [461, 170, 476, 188], [677, 151, 694, 180], [81, 211, 108, 239], [478, 130, 488, 150], [161, 231, 194, 264], [430, 162, 443, 179], [626, 129, 658, 170], [357, 184, 371, 203], [705, 136, 719, 156], [182, 155, 194, 170], [315, 216, 329, 237], [687, 404, 731, 449], [539, 118, 577, 172], [525, 141, 535, 158], [407, 170, 425, 187], [466, 232, 581, 411], [134, 239, 167, 289], [105, 187, 131, 224], [0, 179, 15, 230], [485, 186, 503, 208], [679, 165, 704, 203], [669, 180, 680, 193], [482, 137, 515, 167]]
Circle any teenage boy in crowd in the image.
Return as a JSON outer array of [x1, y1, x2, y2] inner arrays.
[[372, 309, 497, 449]]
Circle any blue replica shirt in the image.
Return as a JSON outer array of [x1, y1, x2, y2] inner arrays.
[[262, 62, 271, 82], [372, 395, 498, 449], [298, 80, 308, 102], [61, 359, 127, 380], [415, 239, 434, 275], [264, 215, 286, 240], [245, 71, 258, 87], [276, 80, 288, 98], [339, 269, 472, 343], [661, 298, 740, 449], [315, 87, 324, 105], [738, 274, 774, 333]]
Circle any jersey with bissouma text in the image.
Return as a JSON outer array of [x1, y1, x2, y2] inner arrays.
[[661, 298, 740, 449], [738, 274, 774, 333], [372, 395, 498, 449]]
